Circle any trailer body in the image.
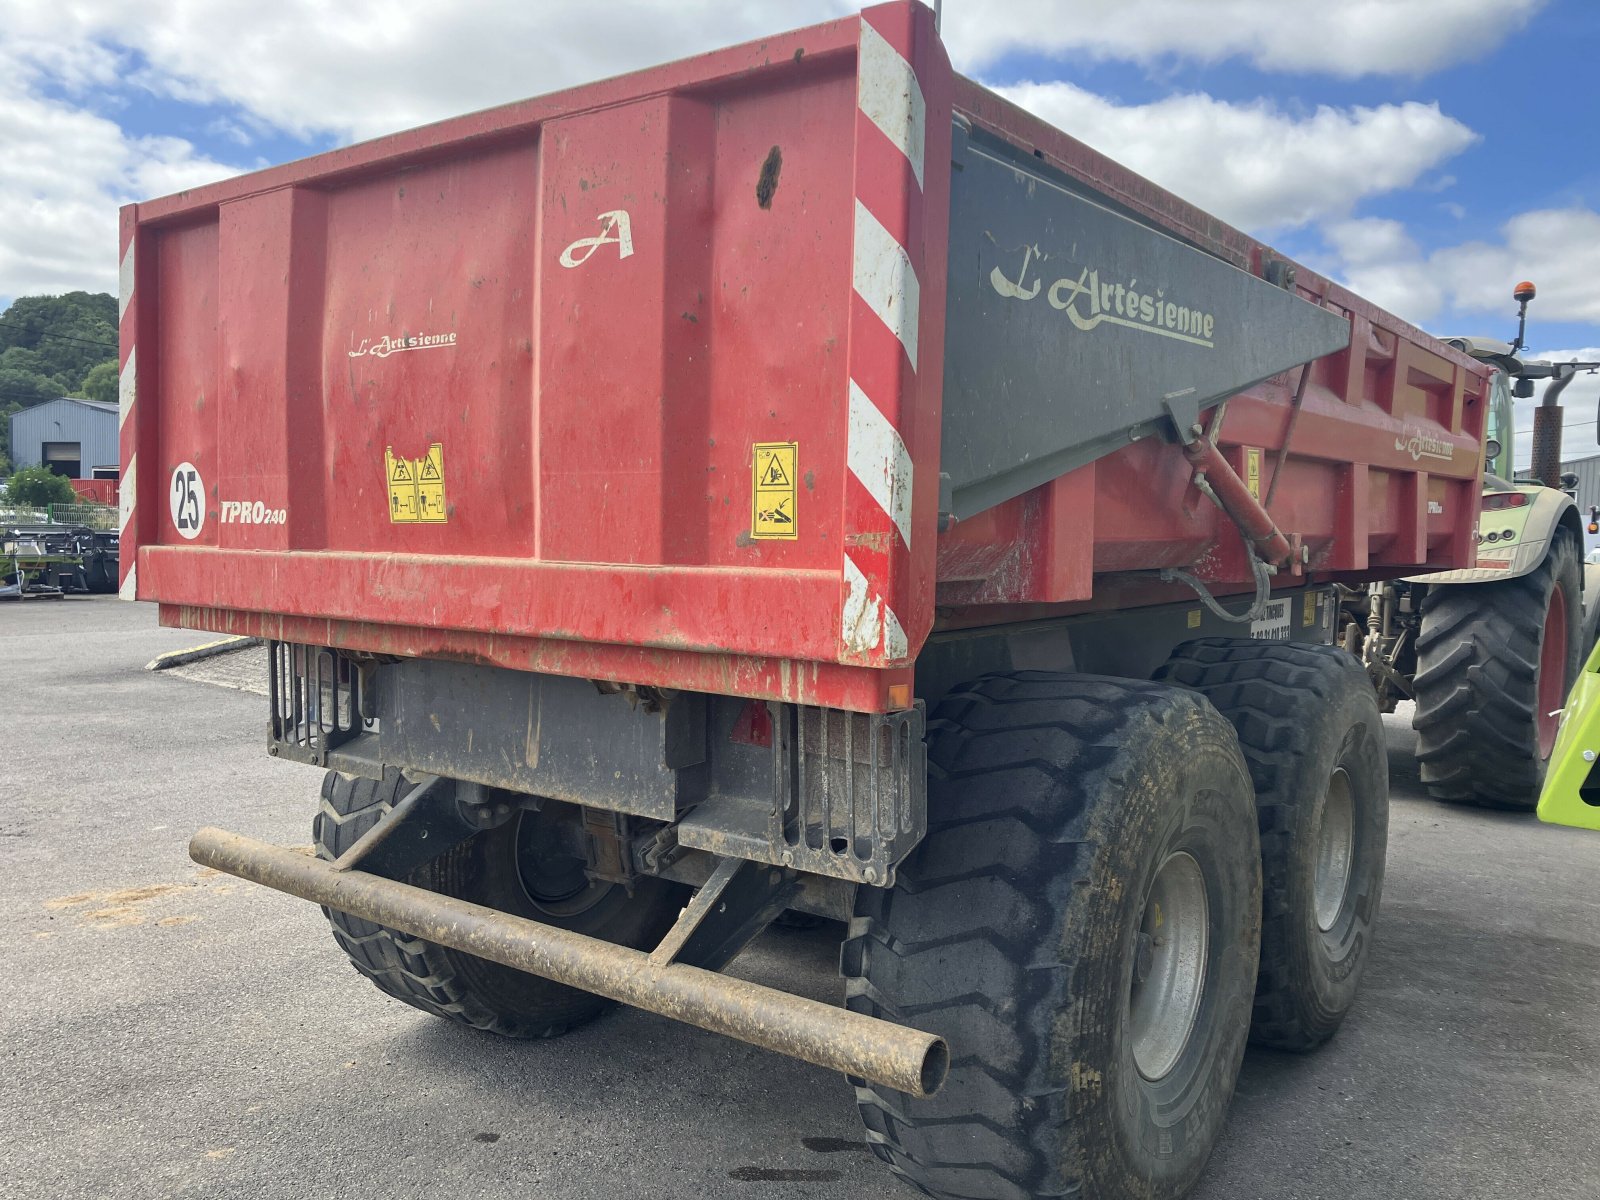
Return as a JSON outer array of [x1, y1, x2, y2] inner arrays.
[[118, 5, 1486, 717]]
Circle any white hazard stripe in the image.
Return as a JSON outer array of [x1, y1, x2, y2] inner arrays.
[[857, 20, 926, 190], [119, 346, 136, 430], [118, 242, 135, 323], [119, 454, 136, 536], [847, 378, 913, 547], [118, 454, 137, 601], [852, 199, 920, 372], [843, 553, 909, 661]]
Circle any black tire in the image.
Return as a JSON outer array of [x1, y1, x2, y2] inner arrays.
[[1157, 639, 1388, 1051], [843, 674, 1260, 1200], [1413, 527, 1583, 809], [313, 770, 687, 1038]]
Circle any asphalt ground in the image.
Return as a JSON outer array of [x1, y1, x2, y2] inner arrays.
[[4, 595, 1598, 1199]]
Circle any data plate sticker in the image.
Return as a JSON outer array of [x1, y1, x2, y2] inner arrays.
[[386, 443, 448, 524], [1248, 597, 1291, 641], [751, 442, 798, 540], [169, 461, 205, 540]]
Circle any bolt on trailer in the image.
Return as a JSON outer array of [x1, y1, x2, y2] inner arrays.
[[119, 4, 1489, 1197]]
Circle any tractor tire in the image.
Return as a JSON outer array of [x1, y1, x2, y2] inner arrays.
[[313, 769, 688, 1038], [1413, 528, 1583, 809], [1157, 639, 1388, 1051], [843, 674, 1260, 1200]]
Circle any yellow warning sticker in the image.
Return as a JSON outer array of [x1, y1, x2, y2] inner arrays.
[[1186, 608, 1202, 629], [752, 442, 798, 540], [1303, 589, 1318, 628], [386, 443, 448, 524], [1245, 447, 1262, 500]]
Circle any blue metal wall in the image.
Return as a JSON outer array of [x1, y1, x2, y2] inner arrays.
[[8, 398, 119, 474]]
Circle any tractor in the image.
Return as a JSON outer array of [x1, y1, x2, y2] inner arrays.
[[1356, 282, 1600, 809]]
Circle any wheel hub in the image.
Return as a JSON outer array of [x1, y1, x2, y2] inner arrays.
[[1313, 768, 1355, 933], [514, 807, 614, 919], [1128, 850, 1210, 1082]]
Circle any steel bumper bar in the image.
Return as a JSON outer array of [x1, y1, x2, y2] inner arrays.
[[189, 826, 946, 1097]]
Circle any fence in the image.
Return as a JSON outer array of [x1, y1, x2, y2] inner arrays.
[[46, 503, 119, 530]]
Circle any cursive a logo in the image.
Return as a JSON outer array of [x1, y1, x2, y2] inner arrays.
[[990, 244, 1216, 349], [1395, 426, 1455, 464], [560, 209, 635, 268], [349, 331, 457, 360]]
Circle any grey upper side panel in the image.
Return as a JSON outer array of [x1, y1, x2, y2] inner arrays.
[[940, 124, 1353, 520]]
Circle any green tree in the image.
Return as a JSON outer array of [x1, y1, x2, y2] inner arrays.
[[5, 464, 78, 508], [80, 360, 119, 404], [0, 292, 117, 385], [0, 292, 118, 468]]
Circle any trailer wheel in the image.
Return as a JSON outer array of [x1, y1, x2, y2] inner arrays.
[[313, 770, 687, 1038], [1413, 528, 1583, 809], [1156, 640, 1388, 1051], [843, 674, 1260, 1200]]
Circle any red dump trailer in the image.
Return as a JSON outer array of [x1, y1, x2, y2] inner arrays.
[[121, 4, 1488, 1197]]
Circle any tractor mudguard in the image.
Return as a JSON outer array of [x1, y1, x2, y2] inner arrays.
[[1539, 637, 1600, 831], [1406, 486, 1579, 585]]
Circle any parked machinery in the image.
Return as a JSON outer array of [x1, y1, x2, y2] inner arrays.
[[1356, 284, 1600, 810]]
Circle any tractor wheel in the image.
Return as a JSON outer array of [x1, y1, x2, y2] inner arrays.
[[1413, 528, 1583, 809], [1157, 639, 1388, 1051], [313, 770, 687, 1038], [843, 674, 1260, 1200]]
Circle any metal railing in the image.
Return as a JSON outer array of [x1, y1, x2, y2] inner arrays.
[[46, 502, 118, 530]]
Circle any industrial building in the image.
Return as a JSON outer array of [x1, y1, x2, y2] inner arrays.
[[8, 397, 120, 479], [1560, 451, 1600, 512], [1559, 451, 1600, 554]]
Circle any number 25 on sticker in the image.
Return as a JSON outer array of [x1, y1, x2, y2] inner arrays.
[[169, 461, 205, 540]]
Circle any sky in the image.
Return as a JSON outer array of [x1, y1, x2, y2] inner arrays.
[[2, 0, 1598, 467]]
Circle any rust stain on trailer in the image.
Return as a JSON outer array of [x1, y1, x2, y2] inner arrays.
[[847, 531, 893, 554]]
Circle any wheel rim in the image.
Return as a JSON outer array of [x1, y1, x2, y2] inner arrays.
[[513, 807, 614, 919], [1129, 850, 1210, 1082], [1313, 768, 1355, 933], [1536, 583, 1569, 759]]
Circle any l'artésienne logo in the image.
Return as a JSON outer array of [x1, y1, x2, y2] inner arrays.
[[989, 245, 1217, 349], [1395, 425, 1455, 463], [348, 331, 457, 360]]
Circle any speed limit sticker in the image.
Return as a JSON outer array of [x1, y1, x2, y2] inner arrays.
[[169, 461, 205, 540]]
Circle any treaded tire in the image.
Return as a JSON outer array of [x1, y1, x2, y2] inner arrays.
[[1157, 639, 1388, 1051], [843, 674, 1260, 1200], [1413, 528, 1583, 809], [313, 770, 687, 1038]]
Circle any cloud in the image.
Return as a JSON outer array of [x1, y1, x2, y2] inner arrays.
[[1, 0, 1536, 147], [946, 0, 1545, 77], [0, 79, 249, 298], [1323, 218, 1447, 325], [994, 84, 1477, 232], [1326, 209, 1600, 329], [4, 1, 853, 143]]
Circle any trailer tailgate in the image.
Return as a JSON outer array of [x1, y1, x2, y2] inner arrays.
[[119, 4, 950, 712]]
